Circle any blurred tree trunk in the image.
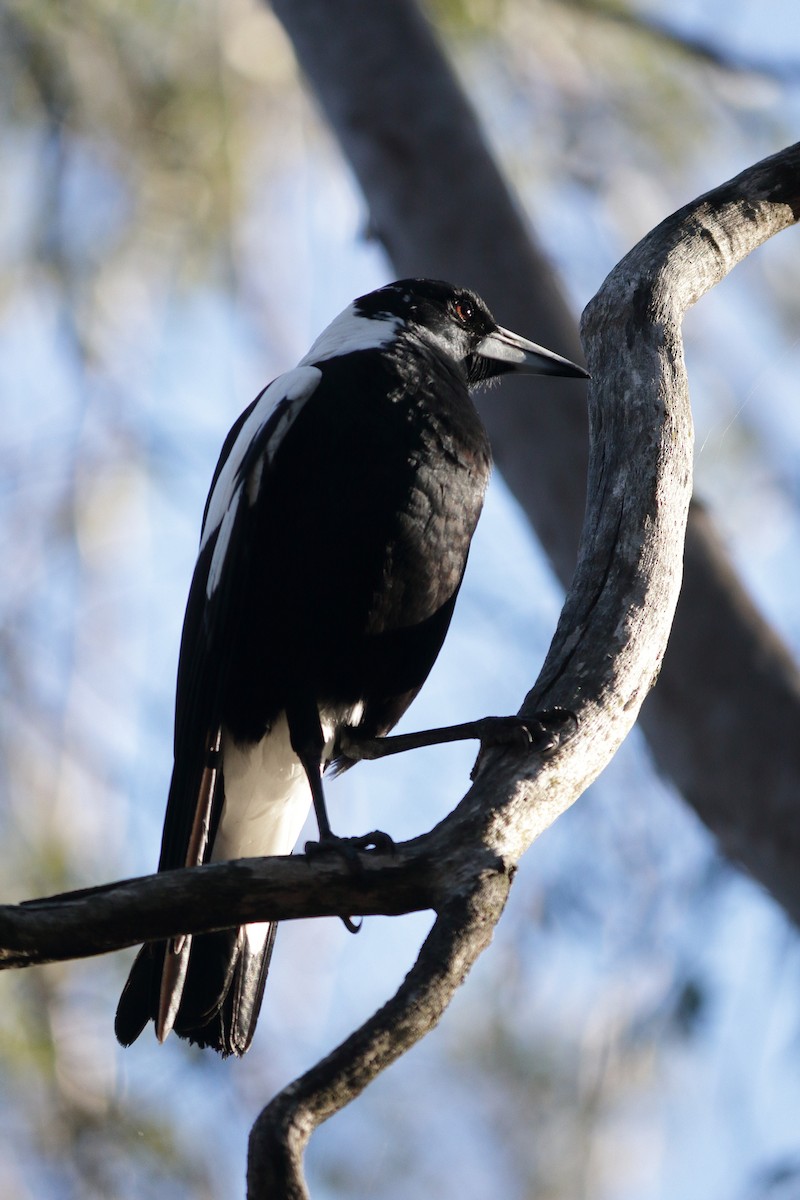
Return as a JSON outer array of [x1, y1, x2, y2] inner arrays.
[[270, 0, 800, 925]]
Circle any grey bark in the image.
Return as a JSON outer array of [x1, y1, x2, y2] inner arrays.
[[2, 143, 797, 1198], [244, 144, 800, 1196], [270, 0, 800, 924]]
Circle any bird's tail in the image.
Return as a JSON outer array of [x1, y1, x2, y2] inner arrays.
[[116, 717, 313, 1056], [115, 922, 277, 1057]]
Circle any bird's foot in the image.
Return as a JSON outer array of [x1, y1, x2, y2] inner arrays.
[[480, 707, 576, 753], [304, 830, 396, 935], [471, 707, 577, 778], [533, 706, 579, 749], [347, 829, 397, 854], [304, 828, 396, 867]]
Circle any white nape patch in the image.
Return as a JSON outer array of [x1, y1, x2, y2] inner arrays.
[[200, 366, 321, 552], [300, 303, 401, 365]]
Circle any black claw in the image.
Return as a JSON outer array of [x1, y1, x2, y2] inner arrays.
[[304, 829, 396, 874], [521, 706, 578, 757], [304, 834, 361, 873], [472, 707, 577, 776], [304, 834, 393, 933], [350, 829, 396, 854], [476, 716, 534, 750]]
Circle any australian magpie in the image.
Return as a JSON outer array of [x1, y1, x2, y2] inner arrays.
[[115, 278, 587, 1057]]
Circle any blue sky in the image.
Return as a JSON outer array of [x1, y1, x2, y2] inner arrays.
[[2, 2, 800, 1196]]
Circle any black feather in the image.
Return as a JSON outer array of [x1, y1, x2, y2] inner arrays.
[[115, 279, 583, 1056]]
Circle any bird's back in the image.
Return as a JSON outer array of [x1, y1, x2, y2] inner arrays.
[[221, 338, 492, 746]]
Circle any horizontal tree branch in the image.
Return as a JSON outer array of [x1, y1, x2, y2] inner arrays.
[[0, 846, 440, 969]]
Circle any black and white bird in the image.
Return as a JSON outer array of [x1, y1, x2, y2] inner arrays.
[[115, 278, 587, 1057]]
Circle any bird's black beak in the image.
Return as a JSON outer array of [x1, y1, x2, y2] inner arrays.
[[475, 326, 589, 379]]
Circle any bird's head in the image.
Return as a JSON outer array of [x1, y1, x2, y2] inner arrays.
[[351, 279, 588, 387]]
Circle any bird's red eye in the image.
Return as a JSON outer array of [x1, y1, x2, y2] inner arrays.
[[454, 299, 473, 323]]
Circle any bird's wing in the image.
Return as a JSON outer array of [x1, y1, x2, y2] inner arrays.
[[156, 365, 323, 874]]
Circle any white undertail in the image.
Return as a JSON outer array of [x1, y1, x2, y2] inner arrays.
[[213, 714, 310, 954]]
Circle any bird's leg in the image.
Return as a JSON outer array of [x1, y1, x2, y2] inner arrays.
[[286, 699, 394, 872], [286, 698, 334, 842], [339, 707, 577, 769]]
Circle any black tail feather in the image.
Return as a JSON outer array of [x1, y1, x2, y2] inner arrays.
[[219, 923, 277, 1056], [115, 943, 160, 1047], [114, 923, 277, 1057]]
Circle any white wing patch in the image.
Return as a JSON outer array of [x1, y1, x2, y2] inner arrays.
[[201, 365, 322, 554], [300, 303, 401, 365], [201, 367, 321, 601], [200, 302, 400, 602]]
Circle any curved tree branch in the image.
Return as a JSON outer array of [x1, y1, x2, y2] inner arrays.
[[271, 0, 800, 925], [1, 145, 796, 1197], [243, 145, 798, 1195], [247, 877, 509, 1198]]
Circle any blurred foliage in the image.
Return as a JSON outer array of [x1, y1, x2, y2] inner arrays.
[[0, 0, 305, 1192], [1, 0, 799, 1196]]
